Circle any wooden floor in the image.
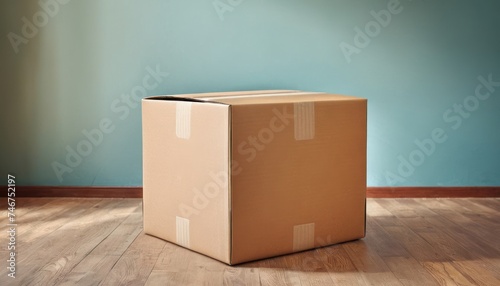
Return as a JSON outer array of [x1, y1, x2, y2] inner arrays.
[[0, 198, 499, 285]]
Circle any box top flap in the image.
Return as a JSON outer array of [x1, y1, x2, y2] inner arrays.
[[203, 92, 366, 105], [175, 90, 300, 99], [144, 91, 366, 106], [144, 90, 299, 101]]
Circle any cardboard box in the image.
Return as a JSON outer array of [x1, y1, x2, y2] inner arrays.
[[142, 90, 367, 265]]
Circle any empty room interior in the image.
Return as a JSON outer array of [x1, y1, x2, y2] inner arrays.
[[0, 1, 499, 285]]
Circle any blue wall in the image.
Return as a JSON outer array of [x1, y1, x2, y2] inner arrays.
[[1, 0, 499, 187]]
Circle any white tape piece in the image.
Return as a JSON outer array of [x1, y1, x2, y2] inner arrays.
[[176, 216, 190, 248], [176, 102, 192, 139], [294, 102, 315, 140], [293, 223, 315, 252]]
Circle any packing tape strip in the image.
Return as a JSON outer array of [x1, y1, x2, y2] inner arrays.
[[176, 102, 192, 139], [176, 216, 190, 248], [292, 222, 315, 252], [294, 102, 315, 140]]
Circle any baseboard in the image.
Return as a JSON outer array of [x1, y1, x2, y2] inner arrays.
[[366, 187, 500, 198], [0, 186, 499, 198], [0, 186, 142, 198]]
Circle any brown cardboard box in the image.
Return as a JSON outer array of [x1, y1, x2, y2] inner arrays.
[[142, 90, 367, 265]]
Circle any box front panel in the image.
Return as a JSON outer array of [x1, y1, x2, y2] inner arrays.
[[142, 100, 230, 263], [231, 100, 366, 264]]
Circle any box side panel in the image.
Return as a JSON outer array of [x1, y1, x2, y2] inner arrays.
[[142, 100, 230, 263], [231, 100, 366, 264]]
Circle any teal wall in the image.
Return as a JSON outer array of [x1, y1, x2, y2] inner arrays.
[[1, 0, 499, 187]]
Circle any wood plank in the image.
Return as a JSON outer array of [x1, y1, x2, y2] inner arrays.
[[318, 244, 365, 285], [150, 240, 232, 285], [366, 199, 395, 217], [12, 199, 139, 285], [0, 197, 56, 227], [247, 255, 301, 286], [182, 251, 226, 286], [85, 206, 143, 256], [409, 201, 500, 284], [0, 199, 118, 280], [152, 242, 227, 286], [384, 256, 439, 286], [415, 226, 476, 261], [447, 199, 500, 231], [152, 242, 192, 273], [450, 198, 500, 214], [424, 216, 500, 260], [17, 199, 102, 248], [57, 255, 122, 286], [411, 199, 500, 261], [364, 216, 408, 258], [365, 205, 452, 285], [452, 261, 500, 286], [57, 204, 143, 285], [284, 248, 335, 286], [372, 203, 448, 263], [375, 198, 500, 285], [343, 240, 403, 285], [222, 266, 260, 286], [419, 199, 500, 252], [377, 198, 425, 218], [100, 233, 166, 285], [469, 198, 500, 212], [145, 270, 180, 286], [421, 262, 472, 286]]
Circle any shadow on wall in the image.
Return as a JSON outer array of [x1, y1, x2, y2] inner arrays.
[[1, 1, 43, 182], [2, 1, 105, 184]]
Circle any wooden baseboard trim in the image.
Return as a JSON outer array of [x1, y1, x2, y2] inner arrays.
[[0, 186, 142, 198], [367, 187, 500, 198], [1, 186, 499, 198]]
